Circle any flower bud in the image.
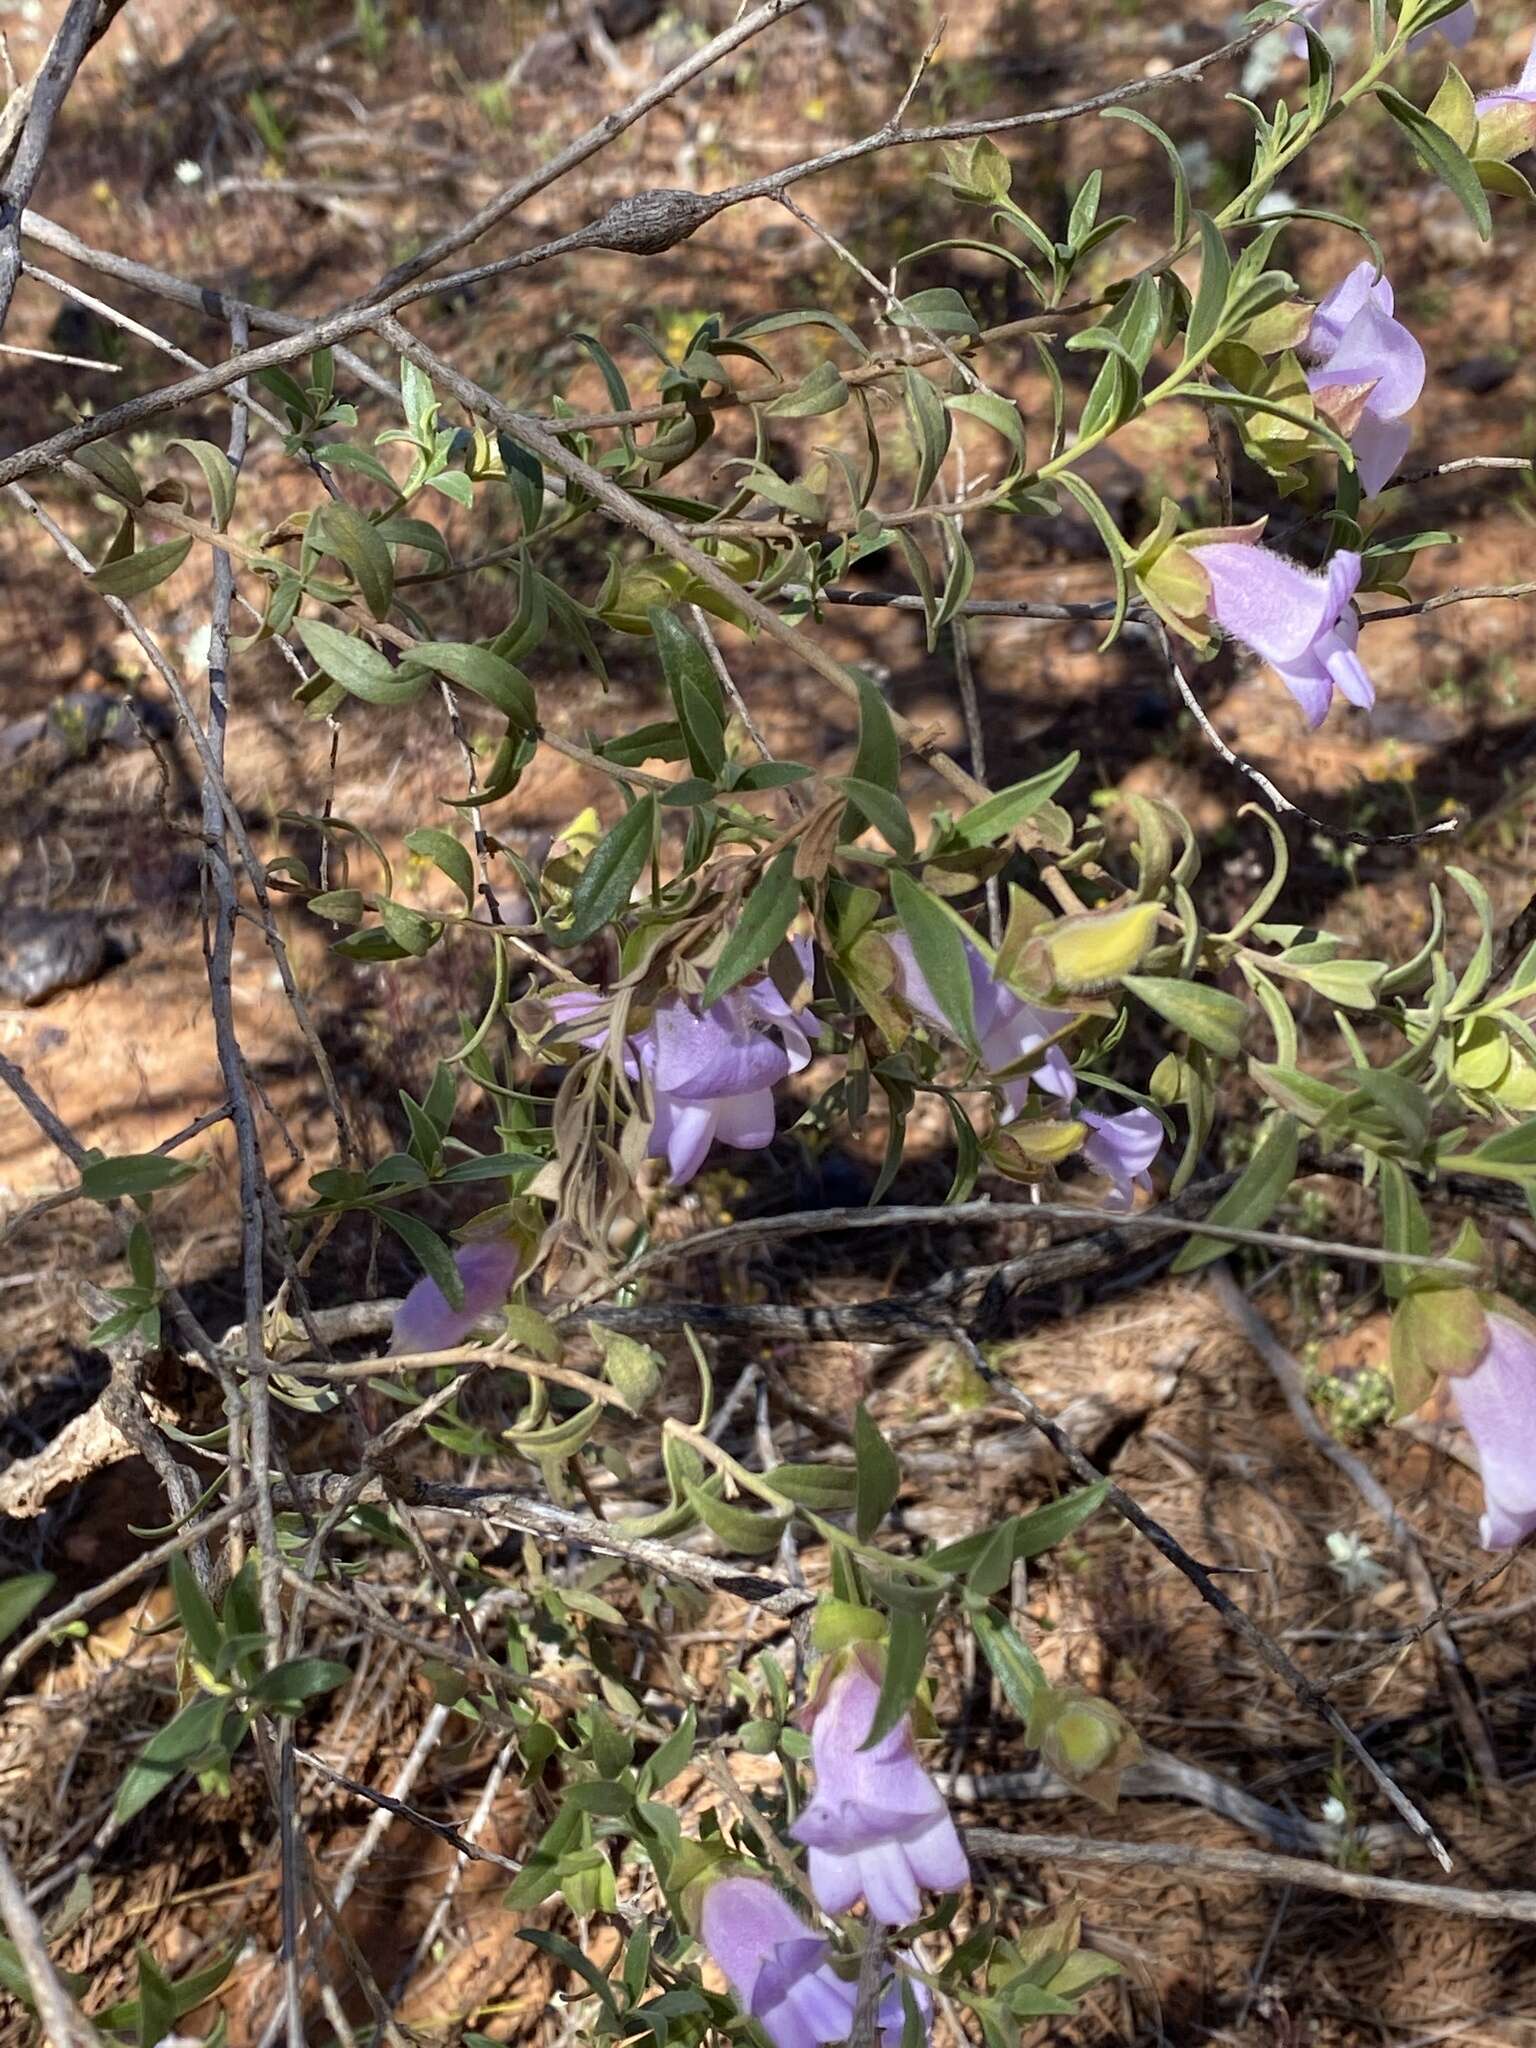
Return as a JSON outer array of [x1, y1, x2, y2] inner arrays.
[[1028, 1686, 1142, 1812]]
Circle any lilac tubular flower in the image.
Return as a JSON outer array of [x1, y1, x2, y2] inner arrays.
[[789, 1653, 968, 1924], [389, 1239, 521, 1355], [547, 951, 818, 1186], [886, 932, 1076, 1115], [1081, 1107, 1162, 1211], [1447, 1310, 1536, 1549], [1303, 262, 1425, 496], [1189, 541, 1375, 729], [1475, 30, 1536, 109], [698, 1877, 929, 2048]]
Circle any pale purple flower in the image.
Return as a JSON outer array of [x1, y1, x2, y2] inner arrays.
[[1447, 1309, 1536, 1549], [1189, 542, 1375, 728], [886, 932, 1076, 1115], [1281, 0, 1475, 57], [389, 1239, 521, 1354], [547, 951, 817, 1186], [790, 1654, 968, 1924], [1475, 30, 1536, 111], [1303, 262, 1425, 496], [698, 1877, 930, 2048], [1081, 1107, 1163, 1211]]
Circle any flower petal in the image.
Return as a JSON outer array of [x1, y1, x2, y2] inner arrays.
[[650, 1096, 717, 1185], [855, 1841, 923, 1926], [650, 995, 788, 1102], [1349, 409, 1413, 499], [698, 1876, 811, 1999], [1449, 1311, 1536, 1552], [1309, 300, 1424, 422], [1308, 259, 1389, 357], [389, 1240, 521, 1354], [710, 1088, 779, 1151], [1190, 543, 1337, 665], [1081, 1107, 1162, 1209], [901, 1806, 970, 1894]]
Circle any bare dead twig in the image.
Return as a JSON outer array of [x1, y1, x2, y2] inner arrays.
[[292, 1747, 523, 1875], [965, 1828, 1536, 1923], [945, 1327, 1455, 1872], [0, 1837, 96, 2046], [0, 0, 124, 329]]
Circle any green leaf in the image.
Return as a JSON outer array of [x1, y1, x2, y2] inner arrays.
[[115, 1694, 228, 1823], [1186, 212, 1232, 358], [853, 1402, 901, 1540], [837, 777, 916, 861], [891, 287, 979, 337], [764, 1464, 860, 1512], [315, 501, 394, 620], [850, 668, 901, 795], [90, 537, 193, 600], [681, 1479, 788, 1555], [1122, 976, 1247, 1059], [503, 1800, 587, 1907], [135, 1943, 177, 2048], [862, 1607, 928, 1749], [0, 1571, 54, 1646], [80, 1152, 198, 1202], [588, 1325, 662, 1412], [559, 796, 657, 946], [170, 439, 236, 528], [405, 826, 475, 907], [950, 756, 1079, 847], [74, 438, 143, 504], [701, 849, 801, 1005], [296, 618, 424, 706], [1376, 84, 1491, 240], [377, 898, 442, 957], [946, 390, 1026, 463], [247, 1656, 351, 1710], [903, 366, 952, 506], [1379, 1156, 1430, 1301], [403, 641, 537, 732], [765, 361, 851, 418], [640, 1707, 697, 1792], [379, 1209, 464, 1310], [890, 873, 977, 1051], [1010, 1481, 1111, 1559], [651, 608, 725, 778], [171, 1555, 224, 1670], [969, 1599, 1048, 1718], [1171, 1113, 1299, 1272], [1101, 107, 1189, 243]]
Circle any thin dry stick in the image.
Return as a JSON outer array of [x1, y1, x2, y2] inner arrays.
[[7, 483, 354, 1161], [0, 0, 116, 330], [0, 1493, 249, 1699], [1154, 619, 1459, 849], [574, 1194, 1477, 1304], [359, 0, 814, 300], [687, 603, 805, 815], [945, 1327, 1454, 1872], [0, 14, 1286, 491], [964, 1828, 1536, 1924], [292, 1747, 522, 1876], [1210, 1269, 1504, 1796], [0, 1837, 95, 2046]]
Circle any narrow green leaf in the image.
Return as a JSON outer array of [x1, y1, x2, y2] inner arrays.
[[764, 1464, 860, 1511], [1376, 84, 1491, 240], [316, 501, 394, 620], [681, 1479, 788, 1555], [0, 1572, 54, 1646], [838, 778, 916, 861], [890, 873, 977, 1051], [297, 619, 424, 706], [1102, 107, 1189, 243], [950, 755, 1079, 848], [80, 1153, 198, 1201], [862, 1608, 928, 1749], [171, 1555, 224, 1670], [403, 641, 537, 732], [1186, 213, 1232, 358], [560, 796, 657, 946], [90, 537, 193, 599], [651, 608, 726, 779], [1123, 975, 1247, 1059], [405, 827, 475, 907], [379, 1209, 463, 1310], [170, 440, 236, 528], [247, 1656, 351, 1709], [903, 366, 952, 506], [969, 1599, 1048, 1718], [1171, 1112, 1299, 1272], [701, 849, 801, 1005], [114, 1694, 227, 1824], [853, 1402, 901, 1540]]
